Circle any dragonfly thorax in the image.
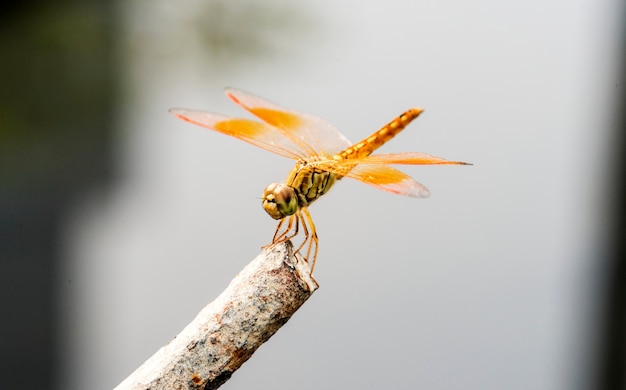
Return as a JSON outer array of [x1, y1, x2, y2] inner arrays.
[[262, 183, 298, 220], [263, 162, 338, 220]]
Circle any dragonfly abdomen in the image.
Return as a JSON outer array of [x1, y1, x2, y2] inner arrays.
[[336, 107, 424, 160]]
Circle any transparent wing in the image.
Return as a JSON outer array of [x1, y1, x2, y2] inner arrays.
[[314, 159, 429, 197], [316, 152, 471, 198], [169, 108, 307, 160], [313, 151, 471, 197], [334, 152, 473, 166], [342, 164, 430, 198], [225, 88, 352, 158]]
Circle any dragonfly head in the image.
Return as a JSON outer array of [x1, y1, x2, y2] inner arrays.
[[262, 183, 298, 220]]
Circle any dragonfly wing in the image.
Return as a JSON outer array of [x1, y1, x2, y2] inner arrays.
[[342, 152, 472, 166], [325, 163, 430, 198], [225, 88, 352, 158], [313, 150, 470, 197], [169, 108, 306, 160]]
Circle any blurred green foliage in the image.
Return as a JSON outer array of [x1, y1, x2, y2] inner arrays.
[[0, 2, 114, 197]]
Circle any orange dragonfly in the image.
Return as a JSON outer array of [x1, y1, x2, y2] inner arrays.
[[170, 88, 470, 273]]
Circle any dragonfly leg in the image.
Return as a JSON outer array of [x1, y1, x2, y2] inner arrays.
[[272, 209, 318, 275], [293, 208, 318, 273], [272, 217, 287, 242], [295, 210, 309, 254], [302, 208, 319, 274], [272, 214, 299, 244]]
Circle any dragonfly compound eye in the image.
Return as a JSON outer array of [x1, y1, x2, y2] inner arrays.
[[262, 183, 298, 219]]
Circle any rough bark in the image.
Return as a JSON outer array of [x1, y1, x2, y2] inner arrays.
[[114, 242, 318, 390]]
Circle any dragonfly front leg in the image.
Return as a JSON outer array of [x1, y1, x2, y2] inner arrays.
[[272, 214, 299, 244]]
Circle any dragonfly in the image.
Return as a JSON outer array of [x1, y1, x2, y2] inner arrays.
[[169, 88, 470, 274]]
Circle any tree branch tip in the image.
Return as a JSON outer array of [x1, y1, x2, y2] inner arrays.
[[114, 240, 319, 390]]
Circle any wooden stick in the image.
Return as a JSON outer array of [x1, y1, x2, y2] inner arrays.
[[114, 242, 319, 390]]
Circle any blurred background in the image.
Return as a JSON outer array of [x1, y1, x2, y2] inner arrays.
[[1, 0, 624, 389]]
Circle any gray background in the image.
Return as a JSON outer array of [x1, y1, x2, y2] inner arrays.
[[50, 0, 622, 388]]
